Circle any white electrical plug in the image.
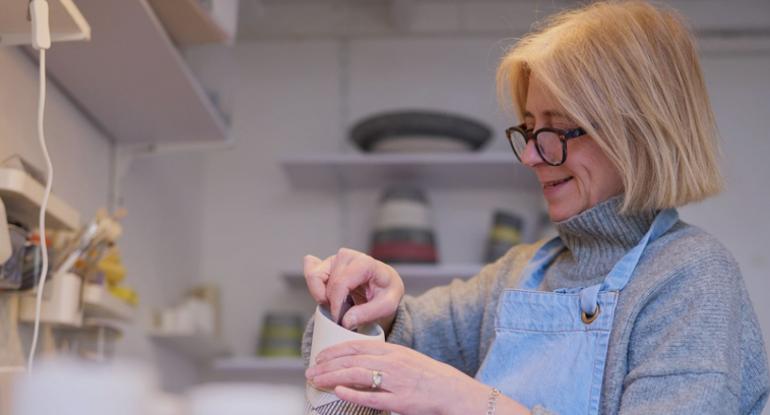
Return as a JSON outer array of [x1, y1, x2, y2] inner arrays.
[[30, 0, 51, 50]]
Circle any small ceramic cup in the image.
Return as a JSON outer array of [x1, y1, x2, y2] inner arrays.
[[306, 305, 386, 414]]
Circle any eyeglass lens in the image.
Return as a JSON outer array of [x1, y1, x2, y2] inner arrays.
[[509, 129, 563, 165]]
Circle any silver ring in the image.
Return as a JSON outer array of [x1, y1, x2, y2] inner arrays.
[[371, 370, 383, 390]]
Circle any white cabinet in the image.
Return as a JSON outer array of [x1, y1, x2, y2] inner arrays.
[[37, 0, 229, 145]]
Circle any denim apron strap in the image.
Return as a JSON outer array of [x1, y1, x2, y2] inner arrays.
[[579, 208, 679, 315], [476, 208, 679, 415], [518, 237, 566, 291]]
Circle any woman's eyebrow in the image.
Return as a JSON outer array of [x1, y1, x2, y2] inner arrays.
[[523, 110, 568, 120]]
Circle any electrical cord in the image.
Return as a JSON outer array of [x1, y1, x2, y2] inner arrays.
[[27, 0, 53, 372], [27, 47, 52, 373]]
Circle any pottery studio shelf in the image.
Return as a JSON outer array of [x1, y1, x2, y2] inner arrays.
[[149, 332, 231, 363], [207, 357, 305, 383], [281, 153, 539, 190], [147, 0, 236, 46], [0, 168, 80, 231], [283, 263, 483, 294], [83, 284, 135, 322], [33, 0, 228, 145]]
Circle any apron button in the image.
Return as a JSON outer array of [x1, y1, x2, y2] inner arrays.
[[581, 304, 601, 324]]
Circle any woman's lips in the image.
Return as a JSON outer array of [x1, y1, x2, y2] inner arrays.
[[543, 177, 574, 188]]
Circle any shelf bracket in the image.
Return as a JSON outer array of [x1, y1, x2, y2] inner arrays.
[[108, 144, 137, 212], [108, 135, 236, 211]]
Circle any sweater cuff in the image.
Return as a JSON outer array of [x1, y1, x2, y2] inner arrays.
[[385, 299, 413, 347]]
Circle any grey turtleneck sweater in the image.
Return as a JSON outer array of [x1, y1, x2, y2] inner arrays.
[[303, 197, 769, 414], [388, 197, 768, 414]]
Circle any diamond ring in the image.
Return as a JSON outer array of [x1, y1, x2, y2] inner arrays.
[[371, 370, 383, 390]]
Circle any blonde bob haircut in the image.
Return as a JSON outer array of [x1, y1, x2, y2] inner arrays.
[[497, 0, 723, 213]]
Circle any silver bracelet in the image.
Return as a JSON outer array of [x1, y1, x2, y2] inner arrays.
[[487, 387, 501, 415]]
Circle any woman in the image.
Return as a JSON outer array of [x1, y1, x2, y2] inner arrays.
[[302, 1, 770, 414]]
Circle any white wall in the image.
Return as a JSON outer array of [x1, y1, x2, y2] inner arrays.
[[116, 152, 205, 392], [186, 41, 343, 358], [0, 48, 111, 214], [0, 47, 201, 393], [184, 31, 770, 389]]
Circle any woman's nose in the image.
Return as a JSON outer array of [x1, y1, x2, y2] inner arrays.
[[519, 138, 543, 167]]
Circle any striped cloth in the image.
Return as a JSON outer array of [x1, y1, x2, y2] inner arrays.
[[305, 399, 386, 415]]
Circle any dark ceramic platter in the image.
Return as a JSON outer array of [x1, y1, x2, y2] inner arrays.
[[350, 111, 492, 152]]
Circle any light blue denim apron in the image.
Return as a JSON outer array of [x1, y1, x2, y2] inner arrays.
[[476, 209, 678, 415]]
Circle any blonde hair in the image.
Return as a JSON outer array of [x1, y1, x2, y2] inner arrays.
[[497, 0, 723, 212]]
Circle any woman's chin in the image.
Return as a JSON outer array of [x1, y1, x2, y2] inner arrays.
[[546, 201, 580, 223]]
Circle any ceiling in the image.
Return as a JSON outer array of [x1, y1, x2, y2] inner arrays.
[[234, 0, 770, 41]]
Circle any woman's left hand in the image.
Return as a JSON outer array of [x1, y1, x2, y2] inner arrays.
[[305, 340, 491, 415]]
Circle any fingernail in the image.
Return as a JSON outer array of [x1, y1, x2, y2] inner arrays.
[[345, 313, 357, 329]]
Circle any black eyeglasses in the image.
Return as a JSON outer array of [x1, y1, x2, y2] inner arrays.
[[505, 123, 587, 166]]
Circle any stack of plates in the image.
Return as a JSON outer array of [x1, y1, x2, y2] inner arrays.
[[369, 187, 437, 264], [350, 110, 491, 153]]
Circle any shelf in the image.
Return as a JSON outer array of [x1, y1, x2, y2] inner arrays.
[[19, 273, 83, 327], [35, 0, 228, 145], [150, 332, 230, 363], [82, 284, 135, 322], [82, 317, 124, 334], [0, 0, 90, 46], [0, 168, 81, 231], [281, 153, 539, 190], [207, 356, 305, 382], [213, 356, 305, 372], [284, 263, 482, 293], [147, 0, 237, 46]]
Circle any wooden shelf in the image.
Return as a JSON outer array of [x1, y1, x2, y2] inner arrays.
[[147, 0, 235, 46], [82, 284, 135, 322], [150, 332, 230, 363], [281, 152, 539, 190], [36, 0, 228, 145], [0, 0, 90, 46], [0, 168, 80, 231], [284, 263, 482, 293]]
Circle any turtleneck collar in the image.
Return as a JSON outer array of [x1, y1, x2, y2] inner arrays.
[[543, 195, 658, 290]]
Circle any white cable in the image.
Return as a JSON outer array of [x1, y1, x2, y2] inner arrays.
[[27, 47, 53, 373]]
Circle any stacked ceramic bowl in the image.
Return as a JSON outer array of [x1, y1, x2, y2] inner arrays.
[[350, 110, 491, 153], [370, 187, 437, 264]]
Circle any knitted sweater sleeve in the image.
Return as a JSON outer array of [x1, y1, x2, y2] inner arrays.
[[301, 247, 522, 375], [616, 246, 769, 415], [384, 255, 511, 376]]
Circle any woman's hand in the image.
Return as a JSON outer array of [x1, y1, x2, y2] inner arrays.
[[304, 248, 405, 332], [305, 340, 495, 415]]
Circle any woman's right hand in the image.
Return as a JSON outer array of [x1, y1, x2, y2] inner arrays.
[[304, 248, 405, 333]]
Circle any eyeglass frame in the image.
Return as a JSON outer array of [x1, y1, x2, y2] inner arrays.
[[505, 123, 588, 166]]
